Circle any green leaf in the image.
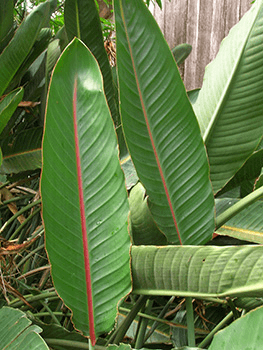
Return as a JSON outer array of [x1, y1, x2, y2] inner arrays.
[[131, 245, 263, 298], [0, 87, 24, 135], [0, 1, 50, 96], [0, 307, 48, 350], [216, 198, 263, 244], [41, 38, 62, 121], [0, 127, 42, 174], [217, 149, 263, 196], [108, 344, 132, 350], [115, 0, 214, 245], [41, 38, 131, 344], [172, 43, 192, 66], [234, 297, 263, 311], [215, 186, 263, 230], [8, 27, 52, 93], [129, 182, 167, 245], [208, 306, 263, 350], [0, 0, 14, 53], [193, 0, 263, 194], [64, 0, 120, 125], [27, 315, 89, 350]]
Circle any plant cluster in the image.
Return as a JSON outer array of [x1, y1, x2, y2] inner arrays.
[[0, 0, 263, 349]]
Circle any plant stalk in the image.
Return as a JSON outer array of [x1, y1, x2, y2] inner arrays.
[[198, 311, 233, 348], [185, 297, 195, 347]]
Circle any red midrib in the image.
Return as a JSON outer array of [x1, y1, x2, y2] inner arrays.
[[120, 2, 182, 245], [73, 79, 96, 345]]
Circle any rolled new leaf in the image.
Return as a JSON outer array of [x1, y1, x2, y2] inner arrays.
[[115, 0, 214, 245], [41, 38, 131, 345]]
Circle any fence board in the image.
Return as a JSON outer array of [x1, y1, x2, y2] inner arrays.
[[152, 0, 252, 90]]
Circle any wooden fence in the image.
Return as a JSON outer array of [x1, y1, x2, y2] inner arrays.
[[152, 0, 252, 90]]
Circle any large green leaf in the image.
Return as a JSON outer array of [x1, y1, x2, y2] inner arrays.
[[64, 0, 120, 125], [0, 1, 50, 96], [208, 306, 263, 350], [41, 38, 131, 345], [193, 0, 263, 194], [0, 307, 48, 350], [0, 87, 24, 135], [115, 0, 214, 245], [131, 245, 263, 298]]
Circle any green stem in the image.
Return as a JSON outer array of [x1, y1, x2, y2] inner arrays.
[[9, 290, 58, 308], [198, 311, 233, 348], [185, 297, 195, 347], [89, 338, 95, 350], [0, 194, 33, 206], [14, 244, 45, 270], [34, 311, 71, 317], [135, 299, 153, 348], [108, 295, 148, 345], [226, 298, 240, 320], [44, 339, 100, 349], [9, 206, 41, 240], [0, 198, 41, 234], [216, 186, 263, 229], [40, 300, 61, 325], [119, 307, 208, 334], [144, 296, 175, 341], [0, 181, 10, 190]]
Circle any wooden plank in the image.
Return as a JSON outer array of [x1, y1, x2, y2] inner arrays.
[[152, 0, 252, 90], [184, 0, 200, 89], [163, 0, 188, 48], [224, 0, 241, 37], [153, 2, 165, 33]]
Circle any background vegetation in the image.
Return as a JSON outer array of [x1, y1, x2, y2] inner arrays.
[[1, 0, 263, 349]]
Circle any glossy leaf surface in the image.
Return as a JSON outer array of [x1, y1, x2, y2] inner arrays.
[[41, 38, 131, 344], [194, 0, 263, 194], [115, 0, 214, 244], [0, 2, 50, 96], [64, 0, 120, 125], [132, 245, 263, 298]]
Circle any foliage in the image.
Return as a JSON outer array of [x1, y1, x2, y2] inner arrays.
[[0, 0, 263, 349]]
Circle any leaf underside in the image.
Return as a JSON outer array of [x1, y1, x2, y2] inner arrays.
[[132, 245, 263, 298]]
